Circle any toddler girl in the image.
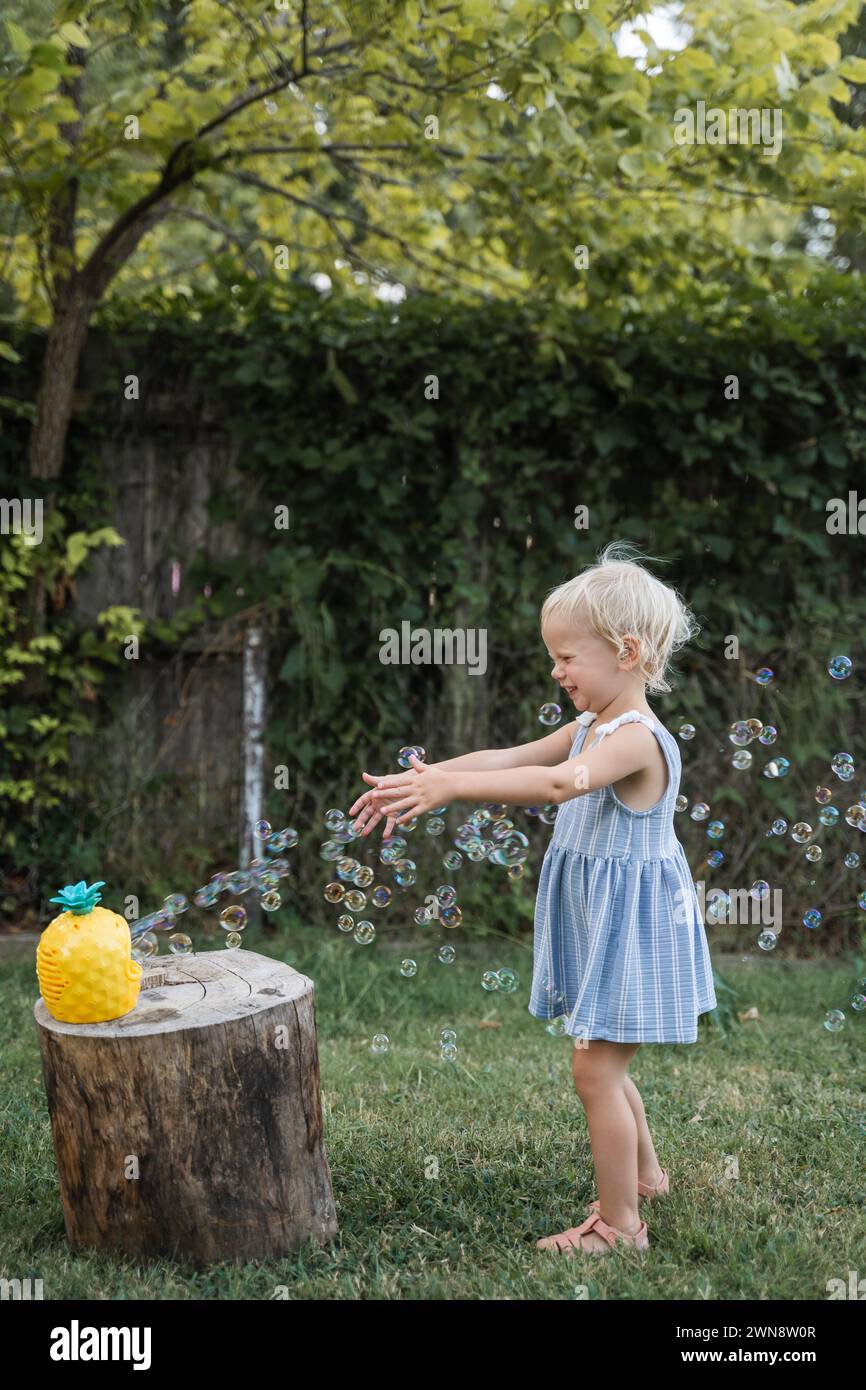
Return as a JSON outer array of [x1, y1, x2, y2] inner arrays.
[[349, 542, 717, 1257]]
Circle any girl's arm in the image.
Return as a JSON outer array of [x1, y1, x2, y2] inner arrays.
[[370, 724, 659, 822], [428, 721, 579, 773], [349, 722, 579, 836]]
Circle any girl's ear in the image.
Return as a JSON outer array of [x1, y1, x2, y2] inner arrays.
[[618, 633, 641, 669]]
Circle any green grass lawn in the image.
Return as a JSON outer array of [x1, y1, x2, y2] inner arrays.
[[1, 928, 864, 1300]]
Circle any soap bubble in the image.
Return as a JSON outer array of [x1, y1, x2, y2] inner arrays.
[[497, 967, 518, 993], [353, 921, 375, 945], [414, 906, 433, 925], [823, 1009, 845, 1032], [754, 668, 774, 686], [771, 818, 787, 835], [859, 891, 866, 910], [507, 864, 525, 880], [393, 858, 417, 888], [336, 857, 360, 882], [324, 882, 344, 903], [261, 890, 281, 911], [758, 725, 778, 745], [209, 872, 229, 894], [441, 905, 463, 927], [438, 944, 456, 964], [769, 758, 791, 780], [546, 1017, 567, 1036], [732, 750, 752, 770], [690, 803, 710, 822], [225, 931, 243, 950], [353, 865, 374, 887], [443, 850, 463, 871], [729, 721, 751, 746], [706, 891, 731, 924], [750, 880, 770, 900], [228, 869, 252, 894], [481, 970, 500, 991], [707, 821, 725, 840], [371, 885, 392, 908], [169, 933, 193, 955], [746, 718, 763, 738], [281, 828, 299, 849], [818, 806, 839, 826], [193, 885, 218, 909], [678, 723, 695, 741], [805, 845, 822, 863], [828, 655, 852, 680], [758, 930, 777, 951], [163, 893, 188, 916], [851, 994, 866, 1012], [675, 795, 688, 812], [707, 850, 724, 868], [337, 914, 354, 932], [257, 868, 280, 892], [815, 786, 833, 805], [400, 959, 417, 977], [380, 842, 401, 865], [220, 904, 247, 931], [844, 852, 860, 868], [538, 703, 562, 726], [398, 745, 426, 768], [254, 819, 271, 839], [132, 933, 158, 962], [371, 1034, 390, 1055], [803, 908, 822, 929], [845, 805, 866, 828], [426, 817, 446, 836], [131, 911, 166, 938], [324, 809, 345, 830], [436, 884, 458, 906], [440, 1042, 458, 1062], [492, 831, 530, 866], [320, 840, 343, 861], [791, 823, 813, 843], [344, 889, 367, 911], [831, 752, 855, 779]]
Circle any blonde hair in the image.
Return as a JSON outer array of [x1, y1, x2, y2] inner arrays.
[[540, 541, 700, 695]]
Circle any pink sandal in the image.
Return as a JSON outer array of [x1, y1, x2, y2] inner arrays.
[[586, 1167, 670, 1215], [537, 1210, 649, 1256]]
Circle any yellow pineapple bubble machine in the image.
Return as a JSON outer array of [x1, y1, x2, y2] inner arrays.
[[37, 880, 142, 1024]]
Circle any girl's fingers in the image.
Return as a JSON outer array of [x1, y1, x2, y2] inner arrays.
[[379, 794, 417, 816]]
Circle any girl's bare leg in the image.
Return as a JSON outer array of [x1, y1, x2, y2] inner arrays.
[[570, 1040, 643, 1251], [623, 1074, 664, 1188]]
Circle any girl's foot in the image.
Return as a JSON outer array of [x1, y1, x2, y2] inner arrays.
[[537, 1211, 648, 1256]]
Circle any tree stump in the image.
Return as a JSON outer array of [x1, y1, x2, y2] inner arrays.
[[34, 949, 338, 1264]]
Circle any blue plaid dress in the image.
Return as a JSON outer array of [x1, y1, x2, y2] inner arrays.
[[528, 709, 717, 1044]]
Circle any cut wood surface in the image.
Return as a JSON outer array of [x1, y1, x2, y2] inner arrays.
[[35, 948, 338, 1264]]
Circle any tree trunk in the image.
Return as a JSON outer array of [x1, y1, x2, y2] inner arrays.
[[35, 948, 339, 1265], [28, 277, 94, 480], [240, 620, 267, 929]]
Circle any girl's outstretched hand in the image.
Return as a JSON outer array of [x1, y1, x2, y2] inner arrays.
[[349, 769, 417, 839], [368, 754, 453, 825]]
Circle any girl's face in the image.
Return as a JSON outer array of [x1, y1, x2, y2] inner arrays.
[[542, 611, 631, 713]]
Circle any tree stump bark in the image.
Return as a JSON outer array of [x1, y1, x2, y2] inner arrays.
[[34, 949, 338, 1264]]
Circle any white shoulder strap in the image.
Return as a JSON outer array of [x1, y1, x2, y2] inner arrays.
[[587, 710, 657, 745]]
